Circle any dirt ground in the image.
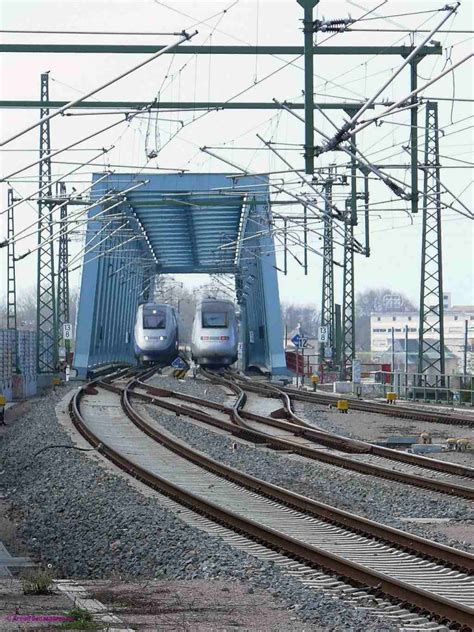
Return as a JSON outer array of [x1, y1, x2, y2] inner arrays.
[[87, 579, 314, 632], [1, 398, 315, 631], [0, 580, 74, 631]]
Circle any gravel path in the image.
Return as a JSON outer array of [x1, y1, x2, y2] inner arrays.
[[0, 385, 399, 631]]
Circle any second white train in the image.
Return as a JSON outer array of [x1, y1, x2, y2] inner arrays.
[[191, 298, 238, 367]]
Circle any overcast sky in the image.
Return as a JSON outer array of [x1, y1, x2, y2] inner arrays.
[[0, 0, 472, 315]]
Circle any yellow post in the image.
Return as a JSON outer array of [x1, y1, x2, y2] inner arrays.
[[0, 394, 6, 425], [386, 391, 397, 404], [336, 399, 349, 414]]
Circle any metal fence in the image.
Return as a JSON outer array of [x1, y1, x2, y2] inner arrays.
[[0, 329, 37, 400], [378, 371, 474, 406]]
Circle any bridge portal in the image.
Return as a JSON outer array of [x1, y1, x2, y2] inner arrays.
[[74, 173, 286, 377]]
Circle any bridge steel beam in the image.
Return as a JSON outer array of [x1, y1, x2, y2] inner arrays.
[[74, 179, 153, 376], [236, 187, 286, 375]]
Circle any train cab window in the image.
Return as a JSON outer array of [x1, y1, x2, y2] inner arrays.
[[202, 311, 227, 328], [143, 308, 166, 329]]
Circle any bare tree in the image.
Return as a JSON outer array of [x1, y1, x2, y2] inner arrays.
[[355, 288, 416, 350], [281, 302, 320, 338]]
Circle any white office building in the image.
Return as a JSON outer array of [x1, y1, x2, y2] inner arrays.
[[370, 294, 474, 367]]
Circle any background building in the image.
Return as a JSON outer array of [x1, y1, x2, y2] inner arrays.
[[370, 294, 474, 372]]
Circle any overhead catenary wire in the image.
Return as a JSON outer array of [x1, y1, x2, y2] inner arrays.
[[321, 4, 460, 149], [0, 30, 197, 147], [13, 180, 149, 259], [2, 172, 111, 245], [1, 117, 128, 182], [0, 148, 111, 217]]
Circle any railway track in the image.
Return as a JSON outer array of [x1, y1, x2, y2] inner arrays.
[[68, 369, 474, 629], [132, 370, 474, 501], [226, 370, 474, 427]]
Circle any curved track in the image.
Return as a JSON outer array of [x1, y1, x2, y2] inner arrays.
[[136, 370, 474, 500], [68, 370, 474, 629], [228, 370, 474, 427]]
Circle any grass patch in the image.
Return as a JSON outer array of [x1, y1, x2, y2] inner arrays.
[[21, 567, 54, 595], [58, 607, 102, 630]]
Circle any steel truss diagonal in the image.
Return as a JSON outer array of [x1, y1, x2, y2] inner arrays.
[[418, 101, 445, 381]]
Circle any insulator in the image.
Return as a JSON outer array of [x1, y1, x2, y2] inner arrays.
[[313, 18, 352, 33]]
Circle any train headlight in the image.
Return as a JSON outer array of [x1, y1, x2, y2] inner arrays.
[[159, 335, 165, 341], [145, 336, 149, 341]]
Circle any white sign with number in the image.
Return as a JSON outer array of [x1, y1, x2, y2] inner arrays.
[[63, 323, 73, 340], [318, 326, 329, 343], [298, 337, 308, 349]]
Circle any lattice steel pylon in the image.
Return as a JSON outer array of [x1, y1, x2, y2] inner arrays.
[[340, 202, 355, 381], [319, 170, 335, 368], [417, 101, 445, 380], [7, 188, 17, 332], [36, 72, 58, 373], [56, 181, 70, 357]]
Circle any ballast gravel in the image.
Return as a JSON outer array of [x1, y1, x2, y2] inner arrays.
[[0, 385, 398, 632], [148, 373, 229, 403], [138, 380, 473, 553]]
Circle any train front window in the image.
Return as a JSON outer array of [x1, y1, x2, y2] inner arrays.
[[202, 311, 227, 328], [143, 309, 166, 329]]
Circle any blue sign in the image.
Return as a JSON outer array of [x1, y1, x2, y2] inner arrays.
[[171, 356, 187, 369], [291, 334, 308, 349], [291, 334, 301, 347]]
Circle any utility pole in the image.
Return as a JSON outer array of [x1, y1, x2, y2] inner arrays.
[[340, 134, 357, 381], [297, 0, 319, 175], [56, 181, 70, 360], [417, 101, 445, 383], [320, 168, 335, 370], [6, 188, 18, 373], [7, 188, 17, 332], [37, 71, 58, 374], [464, 319, 468, 376], [341, 203, 355, 381], [409, 57, 420, 214]]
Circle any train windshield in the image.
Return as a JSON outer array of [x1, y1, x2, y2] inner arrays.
[[202, 311, 227, 328], [143, 308, 166, 329]]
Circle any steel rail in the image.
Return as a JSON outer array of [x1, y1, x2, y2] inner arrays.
[[278, 380, 473, 427], [226, 369, 474, 427], [120, 377, 474, 500], [68, 374, 474, 628], [203, 370, 474, 481], [226, 371, 474, 471]]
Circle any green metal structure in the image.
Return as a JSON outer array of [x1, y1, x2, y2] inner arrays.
[[319, 170, 335, 369], [36, 72, 58, 374], [417, 101, 445, 380], [56, 181, 70, 358], [6, 188, 17, 332]]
